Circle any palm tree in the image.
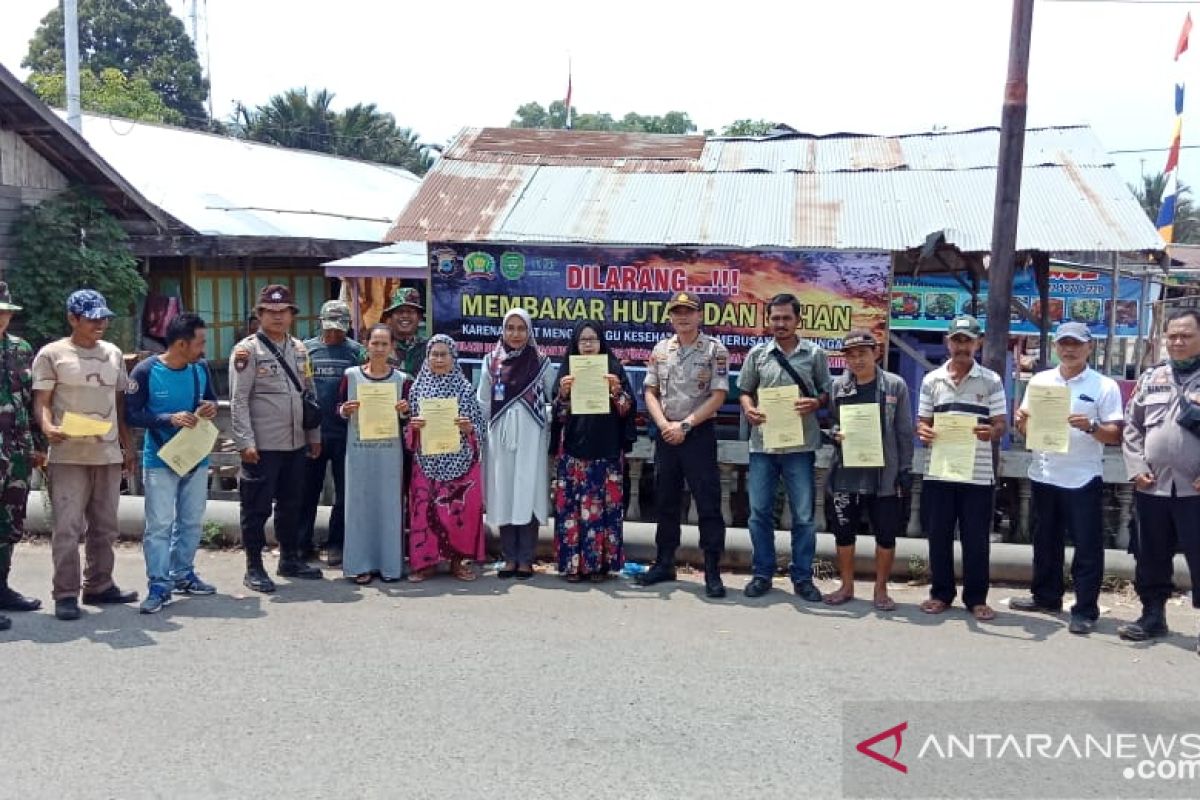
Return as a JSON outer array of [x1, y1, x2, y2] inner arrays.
[[1131, 172, 1200, 243]]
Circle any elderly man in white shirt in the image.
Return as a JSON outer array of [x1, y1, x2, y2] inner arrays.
[[1012, 322, 1124, 635]]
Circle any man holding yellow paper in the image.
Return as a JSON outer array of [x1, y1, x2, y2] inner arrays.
[[823, 330, 913, 611], [125, 313, 220, 614], [1011, 322, 1123, 635], [32, 289, 138, 620], [915, 314, 1008, 623], [738, 293, 831, 603]]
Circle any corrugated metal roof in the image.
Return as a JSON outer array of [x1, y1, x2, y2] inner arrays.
[[65, 112, 422, 241], [387, 125, 1163, 253]]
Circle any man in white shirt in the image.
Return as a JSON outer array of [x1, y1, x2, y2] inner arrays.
[[1011, 322, 1124, 635]]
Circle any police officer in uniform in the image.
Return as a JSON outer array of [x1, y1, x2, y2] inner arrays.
[[1120, 308, 1200, 650], [0, 283, 46, 630], [230, 285, 323, 593], [638, 291, 730, 598]]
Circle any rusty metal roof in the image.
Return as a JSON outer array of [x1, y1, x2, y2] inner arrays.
[[387, 125, 1163, 253]]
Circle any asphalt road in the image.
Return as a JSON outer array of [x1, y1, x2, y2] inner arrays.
[[2, 542, 1197, 800]]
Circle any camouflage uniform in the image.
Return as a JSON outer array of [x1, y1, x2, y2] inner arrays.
[[0, 331, 46, 612]]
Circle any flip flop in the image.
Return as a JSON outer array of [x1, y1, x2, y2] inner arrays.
[[873, 597, 897, 612], [920, 598, 950, 614], [353, 573, 373, 585], [970, 604, 997, 621], [823, 591, 854, 606]]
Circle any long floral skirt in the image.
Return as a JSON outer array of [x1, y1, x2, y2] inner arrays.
[[553, 454, 625, 576]]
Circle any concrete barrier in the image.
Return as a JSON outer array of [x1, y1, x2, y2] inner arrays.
[[23, 491, 1190, 589]]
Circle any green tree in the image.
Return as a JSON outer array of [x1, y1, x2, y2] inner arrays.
[[1131, 172, 1200, 243], [9, 189, 145, 350], [510, 102, 696, 134], [235, 88, 434, 175], [23, 0, 208, 126], [722, 119, 777, 136], [28, 67, 184, 125]]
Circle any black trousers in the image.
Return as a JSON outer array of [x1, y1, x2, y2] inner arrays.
[[923, 480, 994, 608], [298, 436, 347, 552], [1133, 492, 1200, 609], [653, 421, 725, 557], [239, 448, 307, 562], [1030, 477, 1104, 619]]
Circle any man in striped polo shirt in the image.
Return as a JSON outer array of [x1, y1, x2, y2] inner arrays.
[[916, 314, 1008, 622]]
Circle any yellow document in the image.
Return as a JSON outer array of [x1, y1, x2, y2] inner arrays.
[[420, 397, 460, 455], [60, 411, 113, 437], [569, 355, 609, 415], [760, 385, 804, 450], [1025, 384, 1071, 454], [928, 412, 978, 482], [840, 404, 885, 468], [357, 383, 398, 441], [157, 418, 219, 477]]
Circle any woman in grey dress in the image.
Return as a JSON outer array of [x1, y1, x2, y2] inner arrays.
[[337, 324, 410, 584]]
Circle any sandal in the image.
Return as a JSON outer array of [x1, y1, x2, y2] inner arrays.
[[497, 563, 517, 580], [565, 573, 583, 583], [920, 597, 950, 614], [589, 573, 608, 583], [873, 596, 897, 612], [353, 573, 373, 585], [970, 604, 997, 621], [452, 563, 477, 582], [408, 568, 434, 583], [823, 589, 854, 606]]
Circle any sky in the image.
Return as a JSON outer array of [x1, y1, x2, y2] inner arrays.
[[1, 0, 1198, 190]]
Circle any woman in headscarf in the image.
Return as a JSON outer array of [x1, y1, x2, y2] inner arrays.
[[477, 308, 555, 580], [406, 335, 487, 582], [552, 321, 636, 582]]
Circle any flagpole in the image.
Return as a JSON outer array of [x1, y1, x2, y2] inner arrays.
[[564, 55, 573, 130]]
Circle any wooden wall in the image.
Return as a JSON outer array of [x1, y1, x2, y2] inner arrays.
[[0, 128, 69, 276]]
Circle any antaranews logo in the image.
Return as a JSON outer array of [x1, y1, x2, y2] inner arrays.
[[856, 722, 908, 774]]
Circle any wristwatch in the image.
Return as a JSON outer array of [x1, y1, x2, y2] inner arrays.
[[680, 421, 692, 435], [1085, 420, 1098, 435]]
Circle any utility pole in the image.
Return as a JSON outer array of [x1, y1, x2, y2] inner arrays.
[[64, 0, 82, 132], [984, 0, 1036, 383]]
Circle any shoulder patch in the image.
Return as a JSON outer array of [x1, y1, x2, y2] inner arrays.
[[233, 347, 250, 372], [125, 379, 139, 395]]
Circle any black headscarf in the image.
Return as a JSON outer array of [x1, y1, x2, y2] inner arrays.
[[552, 321, 637, 460]]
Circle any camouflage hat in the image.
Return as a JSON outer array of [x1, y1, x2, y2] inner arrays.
[[256, 284, 300, 313], [66, 289, 114, 320], [842, 329, 879, 350], [319, 299, 352, 332], [947, 314, 983, 339], [382, 286, 424, 316], [665, 291, 701, 312], [0, 282, 21, 312]]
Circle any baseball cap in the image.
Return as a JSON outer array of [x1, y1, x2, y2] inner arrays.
[[948, 314, 983, 339], [320, 300, 351, 331], [1053, 321, 1092, 343], [383, 287, 424, 316], [842, 329, 879, 350], [66, 289, 115, 320]]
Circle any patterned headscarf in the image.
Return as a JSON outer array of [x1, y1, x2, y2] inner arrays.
[[488, 307, 550, 428], [409, 334, 486, 481]]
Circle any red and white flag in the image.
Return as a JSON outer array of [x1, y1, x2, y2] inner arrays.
[[564, 59, 573, 130]]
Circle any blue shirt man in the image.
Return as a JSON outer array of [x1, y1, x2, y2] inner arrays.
[[299, 300, 365, 563], [125, 312, 219, 613]]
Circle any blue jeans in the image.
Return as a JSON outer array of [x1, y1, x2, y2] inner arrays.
[[143, 465, 209, 591], [748, 451, 816, 582]]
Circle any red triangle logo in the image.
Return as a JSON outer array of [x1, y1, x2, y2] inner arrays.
[[856, 721, 908, 774]]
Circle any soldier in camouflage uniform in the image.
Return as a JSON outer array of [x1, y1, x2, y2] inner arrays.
[[0, 282, 47, 631]]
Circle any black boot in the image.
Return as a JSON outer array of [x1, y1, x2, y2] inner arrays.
[[243, 553, 276, 594], [636, 552, 676, 586], [1118, 601, 1170, 641], [0, 564, 41, 612], [277, 550, 322, 579], [703, 551, 726, 599], [0, 612, 10, 631]]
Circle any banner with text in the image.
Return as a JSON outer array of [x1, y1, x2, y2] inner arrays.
[[429, 244, 891, 367], [891, 268, 1145, 336]]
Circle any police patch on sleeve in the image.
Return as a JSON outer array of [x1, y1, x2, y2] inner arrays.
[[125, 379, 139, 394], [714, 355, 729, 377], [233, 347, 250, 372]]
